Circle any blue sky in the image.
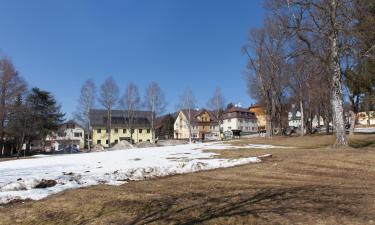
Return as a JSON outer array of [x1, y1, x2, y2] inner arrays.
[[0, 0, 265, 117]]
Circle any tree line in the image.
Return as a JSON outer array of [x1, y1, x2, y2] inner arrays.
[[244, 0, 375, 147], [0, 57, 64, 157], [75, 76, 228, 148]]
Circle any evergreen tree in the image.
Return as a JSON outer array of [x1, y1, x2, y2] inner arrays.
[[26, 87, 65, 148]]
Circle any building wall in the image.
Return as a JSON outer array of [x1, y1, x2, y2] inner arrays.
[[357, 111, 375, 125], [222, 118, 258, 133], [174, 112, 191, 139], [60, 127, 85, 149], [174, 111, 220, 139], [249, 107, 266, 129], [92, 126, 153, 147]]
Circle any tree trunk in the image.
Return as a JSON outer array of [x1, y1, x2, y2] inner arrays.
[[87, 119, 91, 151], [265, 113, 273, 138], [107, 108, 112, 148], [366, 111, 371, 126], [151, 111, 155, 143], [300, 100, 304, 136], [188, 108, 192, 143], [349, 110, 356, 135], [329, 0, 348, 147]]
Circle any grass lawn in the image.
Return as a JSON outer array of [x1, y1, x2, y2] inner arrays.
[[1, 134, 375, 225]]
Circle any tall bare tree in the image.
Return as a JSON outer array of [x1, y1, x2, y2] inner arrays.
[[243, 19, 289, 137], [0, 58, 27, 156], [99, 77, 119, 148], [207, 87, 225, 132], [121, 82, 140, 143], [74, 79, 96, 151], [179, 87, 196, 143], [144, 82, 166, 142], [270, 0, 356, 146]]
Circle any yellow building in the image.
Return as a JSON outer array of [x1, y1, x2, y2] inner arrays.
[[248, 105, 266, 131], [90, 109, 154, 147]]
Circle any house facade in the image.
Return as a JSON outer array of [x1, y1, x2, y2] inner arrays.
[[288, 106, 325, 128], [249, 105, 266, 131], [174, 109, 220, 140], [357, 111, 375, 125], [90, 109, 153, 147], [42, 120, 85, 151], [222, 107, 258, 133]]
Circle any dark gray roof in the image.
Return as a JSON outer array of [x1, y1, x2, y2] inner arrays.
[[222, 107, 256, 120], [89, 109, 152, 127]]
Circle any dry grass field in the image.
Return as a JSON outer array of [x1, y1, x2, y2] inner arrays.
[[1, 134, 375, 225]]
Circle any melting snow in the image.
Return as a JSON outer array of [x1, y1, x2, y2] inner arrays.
[[198, 143, 294, 150], [0, 142, 265, 204]]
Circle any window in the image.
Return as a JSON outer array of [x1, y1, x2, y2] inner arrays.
[[114, 128, 118, 133], [131, 129, 134, 134], [147, 139, 150, 142], [139, 139, 142, 142], [106, 140, 109, 144], [97, 140, 101, 144], [97, 129, 101, 133], [123, 129, 126, 133], [114, 140, 118, 144], [74, 132, 82, 137], [139, 129, 143, 133], [147, 129, 150, 133]]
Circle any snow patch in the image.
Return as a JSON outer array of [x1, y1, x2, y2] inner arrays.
[[0, 142, 264, 204]]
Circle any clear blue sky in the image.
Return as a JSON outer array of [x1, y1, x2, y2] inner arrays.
[[0, 0, 265, 118]]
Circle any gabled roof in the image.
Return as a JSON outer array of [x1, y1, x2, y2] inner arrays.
[[179, 108, 218, 124], [89, 109, 152, 127]]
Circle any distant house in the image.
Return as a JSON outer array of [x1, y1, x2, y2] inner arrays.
[[288, 105, 324, 128], [249, 105, 266, 131], [357, 111, 375, 126], [288, 107, 302, 128], [174, 109, 220, 140], [42, 120, 85, 151], [90, 109, 153, 147], [222, 107, 258, 134]]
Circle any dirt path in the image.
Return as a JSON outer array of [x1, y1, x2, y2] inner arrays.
[[1, 135, 375, 225]]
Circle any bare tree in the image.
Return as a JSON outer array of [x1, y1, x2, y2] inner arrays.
[[207, 87, 225, 132], [0, 58, 27, 156], [144, 82, 167, 142], [179, 87, 196, 143], [271, 0, 356, 146], [121, 82, 140, 143], [98, 77, 119, 148], [243, 19, 289, 137], [74, 79, 96, 151]]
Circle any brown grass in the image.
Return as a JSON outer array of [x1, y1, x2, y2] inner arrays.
[[1, 134, 375, 225]]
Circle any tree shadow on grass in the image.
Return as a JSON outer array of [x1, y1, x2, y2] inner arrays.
[[120, 185, 368, 225]]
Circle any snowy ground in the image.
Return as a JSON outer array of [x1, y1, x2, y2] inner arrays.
[[0, 142, 276, 204]]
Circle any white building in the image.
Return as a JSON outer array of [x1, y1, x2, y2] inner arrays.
[[221, 107, 258, 133], [357, 111, 375, 126], [47, 120, 85, 150], [288, 109, 324, 128]]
